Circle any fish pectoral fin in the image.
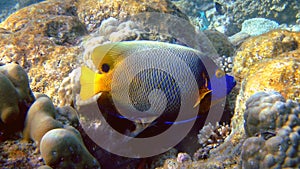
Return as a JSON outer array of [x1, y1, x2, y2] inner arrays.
[[193, 88, 212, 108], [79, 66, 98, 100]]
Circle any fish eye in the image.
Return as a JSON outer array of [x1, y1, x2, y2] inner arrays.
[[101, 63, 110, 73], [215, 69, 225, 78]]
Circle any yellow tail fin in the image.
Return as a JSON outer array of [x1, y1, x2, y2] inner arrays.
[[80, 66, 97, 100]]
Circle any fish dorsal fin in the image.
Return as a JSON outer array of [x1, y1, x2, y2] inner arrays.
[[92, 42, 138, 70], [92, 43, 122, 69]]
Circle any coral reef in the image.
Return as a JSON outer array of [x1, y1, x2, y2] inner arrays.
[[77, 0, 187, 32], [215, 0, 300, 26], [40, 127, 100, 169], [1, 0, 299, 168], [0, 0, 187, 106], [56, 105, 79, 127], [191, 30, 300, 169], [0, 0, 84, 105], [194, 123, 231, 160], [0, 63, 35, 105], [156, 152, 193, 169], [203, 30, 235, 72], [172, 0, 213, 17], [23, 96, 63, 149], [233, 30, 300, 82], [0, 62, 98, 168], [0, 138, 45, 168], [232, 31, 300, 134], [233, 57, 299, 132], [203, 30, 235, 57], [228, 32, 250, 47], [241, 91, 300, 169], [156, 29, 299, 169], [155, 123, 232, 168], [241, 18, 279, 36], [0, 63, 34, 134], [0, 73, 21, 127], [0, 0, 45, 23], [149, 148, 178, 169], [245, 57, 299, 100], [218, 55, 233, 73], [244, 91, 299, 137]]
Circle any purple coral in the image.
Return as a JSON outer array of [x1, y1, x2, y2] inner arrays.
[[241, 91, 300, 169], [244, 91, 298, 137]]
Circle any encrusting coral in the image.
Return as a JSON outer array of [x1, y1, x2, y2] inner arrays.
[[40, 127, 101, 169], [233, 30, 300, 82], [0, 63, 35, 134], [231, 30, 299, 153], [215, 0, 300, 26], [23, 96, 63, 150], [244, 91, 299, 137], [241, 91, 300, 169], [0, 73, 20, 127], [0, 63, 35, 105], [56, 105, 79, 127]]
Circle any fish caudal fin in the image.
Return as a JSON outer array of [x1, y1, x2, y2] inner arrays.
[[80, 66, 98, 100]]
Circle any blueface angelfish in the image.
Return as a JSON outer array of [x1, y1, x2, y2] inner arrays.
[[80, 41, 236, 137]]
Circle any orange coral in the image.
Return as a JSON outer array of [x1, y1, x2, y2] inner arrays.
[[244, 58, 300, 101], [233, 29, 300, 81]]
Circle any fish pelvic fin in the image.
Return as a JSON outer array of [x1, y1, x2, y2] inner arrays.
[[193, 88, 211, 108]]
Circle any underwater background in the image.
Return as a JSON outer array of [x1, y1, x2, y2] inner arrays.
[[0, 0, 299, 169]]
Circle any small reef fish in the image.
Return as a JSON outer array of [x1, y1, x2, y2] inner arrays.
[[80, 41, 236, 136], [198, 11, 210, 31], [215, 2, 224, 15]]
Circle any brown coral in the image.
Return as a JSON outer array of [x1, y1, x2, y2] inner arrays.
[[0, 0, 84, 105], [244, 58, 300, 102], [241, 92, 300, 169], [77, 0, 187, 32], [0, 63, 34, 134], [232, 30, 300, 136], [0, 73, 20, 126], [23, 96, 63, 149], [40, 127, 100, 169], [0, 0, 187, 106], [233, 30, 300, 82]]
